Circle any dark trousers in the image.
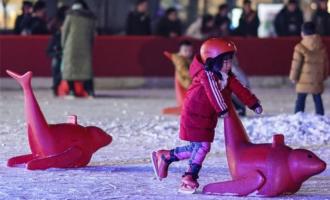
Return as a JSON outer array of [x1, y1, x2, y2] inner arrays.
[[294, 93, 324, 115], [51, 58, 61, 95]]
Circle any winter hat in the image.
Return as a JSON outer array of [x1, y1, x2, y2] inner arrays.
[[302, 22, 316, 35]]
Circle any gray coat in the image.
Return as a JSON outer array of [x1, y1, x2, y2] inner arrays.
[[61, 9, 96, 80]]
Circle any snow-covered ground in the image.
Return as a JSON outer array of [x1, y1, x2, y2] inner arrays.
[[0, 88, 329, 200]]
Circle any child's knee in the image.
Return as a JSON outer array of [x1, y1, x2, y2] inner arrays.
[[200, 142, 211, 153]]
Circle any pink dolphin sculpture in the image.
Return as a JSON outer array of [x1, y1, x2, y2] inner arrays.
[[203, 93, 326, 197], [6, 70, 112, 170]]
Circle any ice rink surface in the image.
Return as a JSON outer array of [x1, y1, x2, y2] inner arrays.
[[0, 88, 329, 200]]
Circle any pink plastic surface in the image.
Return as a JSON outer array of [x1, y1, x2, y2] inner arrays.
[[6, 70, 112, 170], [203, 93, 326, 197]]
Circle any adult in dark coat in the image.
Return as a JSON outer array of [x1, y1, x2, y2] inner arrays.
[[235, 0, 259, 37], [46, 6, 69, 96], [155, 7, 182, 37], [29, 1, 49, 35], [14, 1, 33, 34], [214, 3, 231, 36], [312, 0, 330, 36], [125, 0, 151, 35], [274, 0, 304, 36]]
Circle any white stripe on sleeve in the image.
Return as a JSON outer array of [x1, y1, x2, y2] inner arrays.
[[206, 71, 227, 110]]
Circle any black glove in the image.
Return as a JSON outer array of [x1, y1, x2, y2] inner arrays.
[[250, 103, 263, 114]]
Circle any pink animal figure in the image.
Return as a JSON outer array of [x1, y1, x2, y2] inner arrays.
[[203, 92, 326, 197], [6, 70, 112, 170]]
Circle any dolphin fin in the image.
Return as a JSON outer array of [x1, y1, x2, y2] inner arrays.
[[6, 70, 32, 89], [67, 115, 78, 124], [26, 147, 83, 170], [203, 171, 265, 196], [7, 154, 34, 167]]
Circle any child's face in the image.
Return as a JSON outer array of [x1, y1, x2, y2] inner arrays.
[[179, 45, 193, 59], [220, 59, 233, 74]]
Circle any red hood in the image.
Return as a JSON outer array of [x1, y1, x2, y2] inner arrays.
[[189, 55, 205, 78]]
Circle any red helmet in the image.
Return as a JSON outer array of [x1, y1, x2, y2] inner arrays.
[[200, 38, 237, 63]]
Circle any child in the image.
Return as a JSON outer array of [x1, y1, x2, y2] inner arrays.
[[289, 22, 329, 115], [151, 38, 263, 193], [171, 40, 193, 90], [164, 40, 193, 108]]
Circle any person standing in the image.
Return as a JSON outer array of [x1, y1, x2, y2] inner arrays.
[[125, 0, 151, 35], [155, 7, 182, 37], [214, 3, 231, 37], [274, 0, 304, 36], [46, 6, 68, 96], [61, 0, 96, 97], [312, 0, 330, 36], [14, 1, 33, 34], [29, 0, 49, 35], [289, 22, 329, 115], [185, 14, 216, 39], [235, 0, 259, 37]]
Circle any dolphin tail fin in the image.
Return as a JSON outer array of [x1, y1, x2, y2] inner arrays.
[[203, 171, 265, 196], [6, 70, 32, 89]]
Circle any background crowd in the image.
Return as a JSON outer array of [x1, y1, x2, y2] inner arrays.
[[11, 0, 330, 38]]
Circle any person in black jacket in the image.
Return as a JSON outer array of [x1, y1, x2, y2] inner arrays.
[[155, 7, 182, 37], [14, 1, 33, 34], [125, 0, 151, 35], [235, 0, 259, 37], [214, 3, 231, 36], [29, 1, 49, 35], [46, 6, 68, 96], [312, 0, 330, 36], [274, 0, 304, 36]]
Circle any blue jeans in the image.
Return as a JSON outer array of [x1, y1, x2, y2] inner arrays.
[[295, 93, 324, 115]]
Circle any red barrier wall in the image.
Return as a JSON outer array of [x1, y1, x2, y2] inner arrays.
[[1, 36, 329, 77]]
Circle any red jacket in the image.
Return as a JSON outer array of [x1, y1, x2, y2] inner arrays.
[[179, 55, 259, 142]]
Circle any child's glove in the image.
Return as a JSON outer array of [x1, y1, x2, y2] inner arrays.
[[254, 106, 263, 114], [218, 109, 229, 118], [250, 103, 263, 114]]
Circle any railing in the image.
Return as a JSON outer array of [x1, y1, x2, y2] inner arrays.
[[1, 36, 329, 77]]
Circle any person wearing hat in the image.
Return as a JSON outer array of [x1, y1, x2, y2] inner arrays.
[[61, 0, 97, 97], [290, 22, 329, 115], [274, 0, 304, 36], [312, 0, 330, 36], [151, 38, 262, 194]]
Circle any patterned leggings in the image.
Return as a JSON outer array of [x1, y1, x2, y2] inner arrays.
[[172, 142, 211, 176]]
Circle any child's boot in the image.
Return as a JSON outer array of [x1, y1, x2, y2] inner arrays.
[[178, 173, 199, 194], [151, 149, 178, 180]]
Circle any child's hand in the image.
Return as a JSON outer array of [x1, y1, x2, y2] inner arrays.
[[254, 105, 263, 114]]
